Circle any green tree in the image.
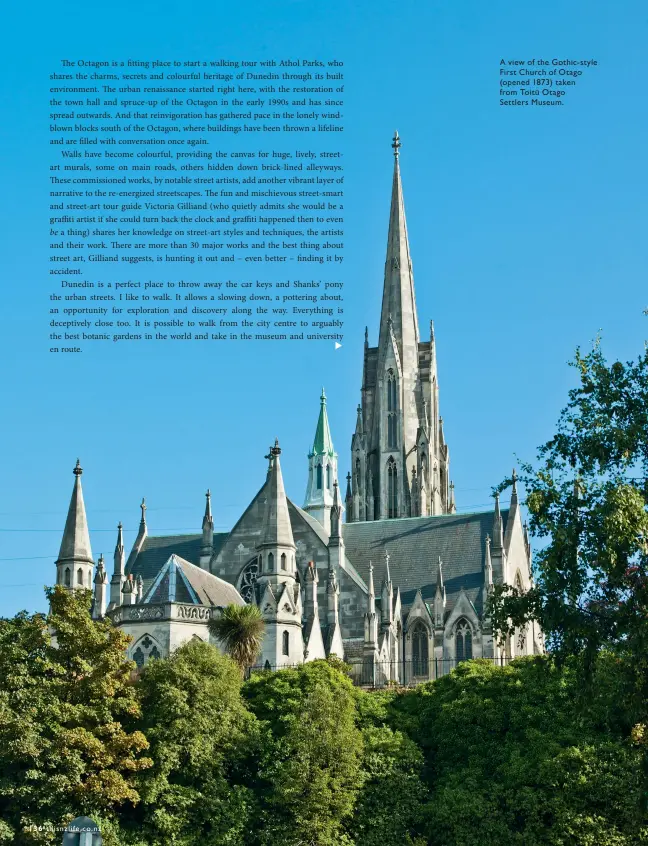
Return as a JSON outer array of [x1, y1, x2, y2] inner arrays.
[[120, 639, 258, 846], [207, 603, 265, 671], [347, 688, 429, 846], [0, 587, 151, 844], [243, 658, 363, 846], [487, 333, 648, 798], [390, 658, 648, 846]]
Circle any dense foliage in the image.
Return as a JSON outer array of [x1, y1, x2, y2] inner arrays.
[[3, 331, 647, 844], [1, 592, 645, 845], [489, 333, 648, 806]]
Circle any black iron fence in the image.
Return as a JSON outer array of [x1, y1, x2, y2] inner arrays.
[[246, 656, 515, 687]]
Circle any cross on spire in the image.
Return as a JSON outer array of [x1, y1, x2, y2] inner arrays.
[[391, 130, 401, 157]]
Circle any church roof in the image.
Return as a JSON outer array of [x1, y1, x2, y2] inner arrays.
[[343, 509, 507, 618], [141, 553, 244, 607], [126, 532, 228, 592]]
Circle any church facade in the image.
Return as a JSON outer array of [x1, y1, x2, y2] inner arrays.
[[53, 135, 543, 684]]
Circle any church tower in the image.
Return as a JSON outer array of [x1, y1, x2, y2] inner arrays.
[[303, 388, 340, 534], [55, 460, 95, 590], [348, 133, 454, 522], [256, 440, 304, 667]]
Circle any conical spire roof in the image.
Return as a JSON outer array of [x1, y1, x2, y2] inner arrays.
[[259, 440, 295, 549], [378, 131, 420, 362], [56, 460, 94, 566], [310, 388, 335, 456]]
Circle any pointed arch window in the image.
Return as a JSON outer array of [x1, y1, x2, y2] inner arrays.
[[411, 621, 429, 677], [132, 634, 161, 668], [455, 619, 473, 663], [387, 370, 398, 448], [282, 630, 290, 656], [316, 464, 323, 490], [64, 567, 71, 587], [77, 568, 83, 586], [281, 552, 287, 571], [326, 463, 331, 490], [268, 552, 274, 571], [387, 458, 398, 518]]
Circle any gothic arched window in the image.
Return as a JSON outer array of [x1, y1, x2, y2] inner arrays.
[[355, 457, 361, 486], [316, 464, 323, 489], [455, 619, 473, 663], [268, 552, 274, 571], [77, 568, 83, 586], [387, 458, 398, 518], [326, 463, 331, 490], [132, 634, 161, 669], [64, 567, 71, 587], [281, 552, 287, 571], [387, 370, 398, 448], [238, 557, 260, 603], [282, 630, 290, 656], [411, 621, 429, 677]]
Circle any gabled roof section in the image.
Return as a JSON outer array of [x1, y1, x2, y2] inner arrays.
[[142, 554, 244, 607], [126, 532, 228, 593]]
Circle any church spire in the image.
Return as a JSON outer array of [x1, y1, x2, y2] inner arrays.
[[303, 389, 340, 533], [260, 440, 295, 549], [55, 459, 94, 590], [378, 131, 420, 362]]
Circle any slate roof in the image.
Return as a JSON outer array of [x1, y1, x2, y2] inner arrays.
[[142, 554, 245, 607], [343, 509, 507, 618], [126, 532, 228, 593]]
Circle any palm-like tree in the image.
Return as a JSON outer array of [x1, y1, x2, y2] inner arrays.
[[207, 603, 265, 671]]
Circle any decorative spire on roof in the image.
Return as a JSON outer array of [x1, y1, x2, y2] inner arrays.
[[378, 131, 420, 364], [259, 440, 295, 549], [384, 549, 391, 585], [355, 403, 363, 436], [492, 492, 504, 550], [201, 489, 215, 565], [56, 459, 94, 570], [330, 480, 342, 540], [434, 556, 446, 626], [203, 489, 213, 528], [367, 560, 376, 614], [94, 554, 107, 584], [484, 534, 493, 589]]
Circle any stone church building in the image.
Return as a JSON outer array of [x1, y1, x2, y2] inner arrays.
[[53, 134, 543, 684]]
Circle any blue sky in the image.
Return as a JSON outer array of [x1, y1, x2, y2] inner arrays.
[[1, 0, 647, 617]]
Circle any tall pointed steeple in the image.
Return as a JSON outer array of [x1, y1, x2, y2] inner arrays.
[[378, 131, 419, 359], [350, 134, 453, 522], [56, 460, 94, 591], [303, 388, 341, 533]]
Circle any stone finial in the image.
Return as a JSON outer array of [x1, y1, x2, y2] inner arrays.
[[73, 458, 83, 476]]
